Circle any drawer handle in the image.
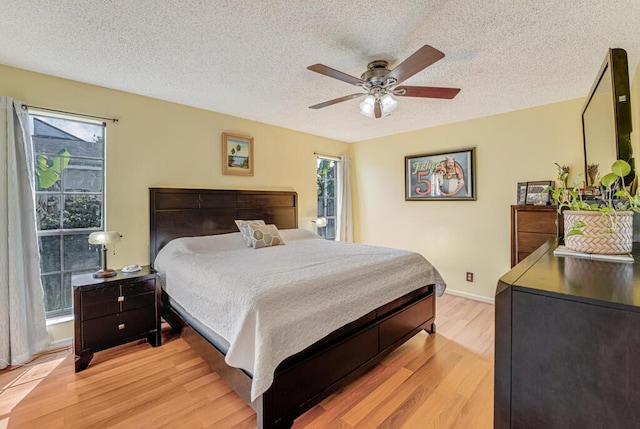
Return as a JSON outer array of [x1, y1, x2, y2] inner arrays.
[[118, 296, 124, 302], [118, 323, 125, 330]]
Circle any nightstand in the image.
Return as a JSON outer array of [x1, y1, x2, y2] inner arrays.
[[72, 266, 161, 372]]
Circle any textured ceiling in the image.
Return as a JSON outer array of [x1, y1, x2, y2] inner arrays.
[[1, 1, 639, 142]]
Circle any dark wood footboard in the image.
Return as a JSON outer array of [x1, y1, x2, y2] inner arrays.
[[162, 284, 436, 429]]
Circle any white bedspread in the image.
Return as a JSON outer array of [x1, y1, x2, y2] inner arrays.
[[154, 229, 446, 401]]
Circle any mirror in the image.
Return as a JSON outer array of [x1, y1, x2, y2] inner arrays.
[[582, 48, 634, 186]]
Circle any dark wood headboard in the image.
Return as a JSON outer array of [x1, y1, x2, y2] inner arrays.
[[149, 188, 298, 264]]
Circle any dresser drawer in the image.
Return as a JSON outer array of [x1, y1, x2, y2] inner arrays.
[[517, 211, 557, 233], [81, 307, 156, 350], [518, 232, 556, 253]]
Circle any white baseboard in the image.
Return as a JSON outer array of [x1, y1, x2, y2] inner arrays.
[[443, 288, 495, 304], [45, 338, 72, 352]]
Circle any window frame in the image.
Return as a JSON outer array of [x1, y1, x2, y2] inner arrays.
[[316, 155, 340, 241], [30, 112, 107, 318]]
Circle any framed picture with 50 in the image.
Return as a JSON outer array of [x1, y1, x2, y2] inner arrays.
[[405, 148, 476, 201]]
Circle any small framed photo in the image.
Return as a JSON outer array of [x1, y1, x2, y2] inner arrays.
[[525, 181, 553, 205], [222, 132, 253, 176], [516, 182, 527, 205], [405, 147, 476, 201]]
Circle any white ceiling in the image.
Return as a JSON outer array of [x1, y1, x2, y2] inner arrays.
[[1, 1, 639, 143]]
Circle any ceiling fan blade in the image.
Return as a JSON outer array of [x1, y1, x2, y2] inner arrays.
[[307, 64, 365, 86], [374, 100, 382, 118], [384, 45, 445, 85], [309, 93, 364, 109], [395, 86, 460, 99]]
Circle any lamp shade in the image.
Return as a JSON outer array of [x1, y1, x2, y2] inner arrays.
[[359, 95, 376, 118], [88, 231, 121, 245], [314, 217, 328, 228], [380, 94, 398, 115]]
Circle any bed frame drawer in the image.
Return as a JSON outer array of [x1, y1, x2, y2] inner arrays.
[[376, 285, 433, 318], [380, 295, 434, 350], [271, 326, 378, 417]]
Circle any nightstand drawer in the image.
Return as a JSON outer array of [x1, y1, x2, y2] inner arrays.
[[81, 288, 121, 321], [122, 279, 155, 296], [81, 307, 156, 350], [122, 291, 155, 312]]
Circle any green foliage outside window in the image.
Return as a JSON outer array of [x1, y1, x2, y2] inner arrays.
[[317, 159, 335, 197], [36, 148, 70, 189], [39, 195, 101, 230], [64, 196, 101, 229]]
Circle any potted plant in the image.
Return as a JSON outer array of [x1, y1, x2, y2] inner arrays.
[[552, 159, 638, 254]]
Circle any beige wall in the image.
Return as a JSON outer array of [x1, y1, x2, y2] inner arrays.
[[352, 100, 585, 299], [0, 64, 349, 270], [0, 64, 350, 344], [2, 59, 637, 333]]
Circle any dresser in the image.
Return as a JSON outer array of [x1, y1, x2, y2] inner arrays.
[[73, 266, 161, 372], [510, 205, 559, 267], [496, 240, 640, 428]]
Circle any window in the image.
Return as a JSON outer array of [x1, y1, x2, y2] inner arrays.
[[317, 156, 339, 240], [30, 114, 106, 317]]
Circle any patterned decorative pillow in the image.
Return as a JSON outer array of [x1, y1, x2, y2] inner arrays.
[[234, 219, 266, 247], [247, 223, 285, 249]]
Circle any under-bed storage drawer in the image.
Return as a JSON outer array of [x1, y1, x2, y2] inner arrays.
[[271, 326, 378, 417], [380, 294, 434, 350]]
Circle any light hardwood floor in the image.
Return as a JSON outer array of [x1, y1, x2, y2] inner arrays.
[[0, 294, 494, 428]]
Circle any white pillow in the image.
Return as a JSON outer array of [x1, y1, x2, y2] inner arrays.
[[235, 219, 266, 246]]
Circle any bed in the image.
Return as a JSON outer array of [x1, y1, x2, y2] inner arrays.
[[149, 188, 444, 429]]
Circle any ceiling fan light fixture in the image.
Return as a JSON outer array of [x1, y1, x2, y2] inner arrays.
[[359, 94, 376, 118], [307, 45, 459, 118], [380, 93, 398, 115]]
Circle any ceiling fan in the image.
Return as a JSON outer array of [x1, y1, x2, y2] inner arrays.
[[307, 45, 460, 119]]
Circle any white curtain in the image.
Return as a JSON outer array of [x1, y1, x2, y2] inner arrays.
[[0, 97, 49, 370], [336, 155, 353, 242]]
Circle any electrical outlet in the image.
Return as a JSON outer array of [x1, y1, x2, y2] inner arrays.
[[466, 272, 474, 282]]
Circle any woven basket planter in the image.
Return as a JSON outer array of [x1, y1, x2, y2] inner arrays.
[[563, 210, 633, 254]]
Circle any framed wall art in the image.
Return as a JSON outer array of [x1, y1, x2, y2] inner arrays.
[[405, 147, 476, 201], [222, 132, 254, 176], [516, 182, 527, 205], [525, 180, 553, 205]]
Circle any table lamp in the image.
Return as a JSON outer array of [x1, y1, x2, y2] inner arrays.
[[88, 231, 121, 278], [313, 217, 328, 228]]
